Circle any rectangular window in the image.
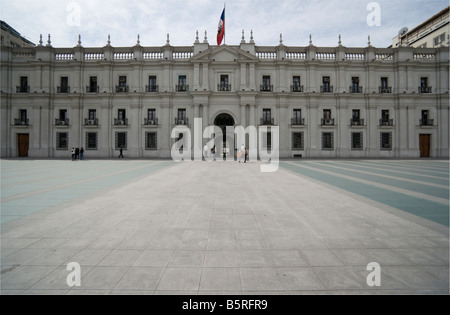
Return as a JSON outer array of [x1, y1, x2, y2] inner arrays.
[[322, 76, 331, 92], [261, 76, 272, 91], [115, 132, 127, 150], [118, 109, 126, 121], [60, 77, 69, 93], [20, 109, 27, 122], [351, 77, 360, 93], [381, 132, 392, 150], [323, 109, 331, 120], [148, 109, 156, 121], [178, 75, 187, 91], [292, 76, 302, 92], [56, 132, 68, 150], [421, 110, 432, 126], [148, 76, 157, 92], [420, 77, 428, 88], [351, 132, 363, 150], [322, 132, 334, 150], [381, 77, 388, 89], [89, 76, 98, 93], [145, 132, 158, 150], [19, 77, 29, 93], [263, 109, 272, 125], [219, 75, 230, 91], [261, 130, 272, 151], [293, 109, 302, 125], [59, 109, 67, 121], [89, 109, 97, 120], [119, 76, 127, 87], [177, 109, 187, 125], [86, 132, 98, 150], [292, 132, 304, 150]]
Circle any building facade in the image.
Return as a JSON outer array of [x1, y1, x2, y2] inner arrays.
[[392, 6, 449, 48], [1, 21, 35, 48], [1, 32, 449, 159]]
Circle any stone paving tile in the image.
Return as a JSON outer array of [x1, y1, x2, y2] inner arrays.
[[1, 160, 448, 295]]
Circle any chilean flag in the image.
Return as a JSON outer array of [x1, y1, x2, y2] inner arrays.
[[217, 8, 225, 46]]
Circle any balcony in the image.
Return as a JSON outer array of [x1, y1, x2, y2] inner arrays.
[[419, 87, 432, 94], [380, 119, 394, 126], [114, 118, 128, 126], [321, 118, 335, 126], [291, 85, 304, 93], [176, 85, 189, 92], [16, 86, 30, 93], [57, 86, 70, 93], [175, 118, 189, 125], [85, 118, 99, 126], [116, 86, 129, 93], [379, 87, 392, 94], [320, 86, 334, 93], [86, 86, 99, 93], [350, 118, 365, 126], [14, 119, 29, 126], [260, 118, 275, 125], [349, 86, 363, 93], [420, 119, 434, 126], [291, 117, 305, 126], [55, 118, 70, 126], [260, 85, 273, 92], [146, 85, 159, 93], [218, 84, 231, 92], [144, 118, 159, 126]]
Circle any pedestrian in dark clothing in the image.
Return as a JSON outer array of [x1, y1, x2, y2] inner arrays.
[[244, 147, 248, 163], [75, 147, 80, 160], [119, 146, 124, 159], [80, 147, 84, 160]]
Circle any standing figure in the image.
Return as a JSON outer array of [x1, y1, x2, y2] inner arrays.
[[119, 146, 124, 159], [80, 147, 84, 160]]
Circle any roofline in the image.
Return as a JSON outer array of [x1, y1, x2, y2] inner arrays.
[[405, 6, 449, 37], [1, 20, 35, 46]]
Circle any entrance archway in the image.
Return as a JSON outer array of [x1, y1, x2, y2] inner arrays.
[[214, 113, 235, 159]]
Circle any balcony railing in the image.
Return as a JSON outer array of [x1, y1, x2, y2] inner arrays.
[[144, 118, 159, 126], [420, 119, 434, 126], [116, 86, 129, 93], [291, 117, 305, 125], [146, 85, 159, 93], [260, 118, 275, 125], [218, 84, 231, 92], [114, 118, 128, 126], [321, 118, 335, 126], [419, 86, 432, 94], [379, 87, 392, 94], [380, 119, 394, 126], [16, 86, 30, 93], [57, 86, 70, 93], [86, 86, 99, 93], [349, 86, 363, 93], [14, 119, 29, 126], [176, 85, 189, 92], [260, 85, 273, 92], [320, 86, 334, 93], [85, 118, 99, 126], [55, 118, 70, 126], [350, 118, 364, 126], [291, 85, 304, 92], [175, 118, 189, 125]]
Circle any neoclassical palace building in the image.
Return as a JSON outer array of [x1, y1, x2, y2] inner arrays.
[[1, 31, 449, 159]]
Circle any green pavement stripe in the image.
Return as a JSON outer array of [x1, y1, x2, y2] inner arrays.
[[361, 161, 448, 178], [1, 161, 175, 224], [280, 162, 449, 227], [303, 162, 449, 200], [320, 161, 449, 189], [331, 161, 449, 186]]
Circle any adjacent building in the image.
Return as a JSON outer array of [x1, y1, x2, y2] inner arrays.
[[0, 21, 35, 48], [1, 30, 449, 159]]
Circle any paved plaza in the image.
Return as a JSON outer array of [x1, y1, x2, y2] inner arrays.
[[0, 159, 448, 295]]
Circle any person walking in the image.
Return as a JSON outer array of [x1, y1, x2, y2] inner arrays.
[[119, 146, 124, 159], [75, 147, 80, 160], [71, 147, 75, 161], [211, 145, 216, 161], [80, 147, 84, 160], [244, 147, 248, 163]]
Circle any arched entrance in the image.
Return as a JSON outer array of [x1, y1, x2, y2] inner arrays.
[[214, 113, 235, 159]]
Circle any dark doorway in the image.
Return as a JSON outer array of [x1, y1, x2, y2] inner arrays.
[[18, 134, 29, 157], [214, 113, 235, 159], [419, 134, 431, 158]]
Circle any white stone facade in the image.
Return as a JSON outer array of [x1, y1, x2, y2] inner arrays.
[[1, 34, 449, 159]]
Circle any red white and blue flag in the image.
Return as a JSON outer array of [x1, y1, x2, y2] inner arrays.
[[217, 8, 225, 45]]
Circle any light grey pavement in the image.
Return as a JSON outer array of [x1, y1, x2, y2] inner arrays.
[[1, 159, 448, 295]]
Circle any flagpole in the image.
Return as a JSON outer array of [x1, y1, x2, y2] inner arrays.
[[224, 3, 226, 45]]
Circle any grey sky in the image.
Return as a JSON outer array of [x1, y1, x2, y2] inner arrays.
[[1, 0, 448, 48]]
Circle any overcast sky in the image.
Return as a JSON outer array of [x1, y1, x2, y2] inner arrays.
[[1, 0, 448, 48]]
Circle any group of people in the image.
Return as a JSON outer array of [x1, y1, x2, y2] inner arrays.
[[71, 147, 84, 161], [203, 144, 248, 162]]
